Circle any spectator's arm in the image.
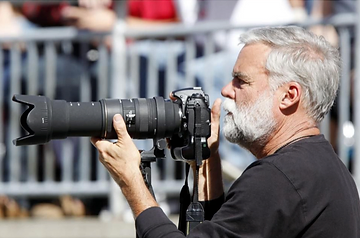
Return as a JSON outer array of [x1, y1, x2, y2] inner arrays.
[[78, 0, 112, 9], [61, 6, 116, 32]]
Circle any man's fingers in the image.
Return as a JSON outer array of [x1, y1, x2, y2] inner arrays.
[[211, 98, 222, 126], [208, 98, 222, 151], [90, 137, 111, 152], [113, 114, 131, 142], [91, 114, 133, 151], [169, 92, 176, 101], [90, 137, 100, 146]]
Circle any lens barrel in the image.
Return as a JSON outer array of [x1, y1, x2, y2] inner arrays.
[[101, 97, 181, 139], [12, 95, 182, 146]]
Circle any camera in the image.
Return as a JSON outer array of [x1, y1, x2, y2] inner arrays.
[[12, 87, 211, 162]]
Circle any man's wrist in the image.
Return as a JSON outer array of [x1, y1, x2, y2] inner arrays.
[[120, 168, 159, 218]]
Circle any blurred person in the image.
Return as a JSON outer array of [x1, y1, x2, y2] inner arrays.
[[78, 0, 112, 9], [0, 195, 29, 218], [309, 0, 355, 167], [119, 1, 195, 201], [20, 1, 113, 179], [1, 2, 38, 185], [0, 1, 37, 88], [123, 0, 184, 98], [21, 1, 117, 45], [127, 0, 179, 27], [0, 1, 117, 218], [0, 2, 25, 37], [308, 0, 339, 47], [190, 0, 303, 87], [288, 0, 308, 22], [13, 1, 117, 216], [92, 26, 360, 237], [61, 1, 116, 32], [198, 0, 299, 51], [20, 0, 117, 101]]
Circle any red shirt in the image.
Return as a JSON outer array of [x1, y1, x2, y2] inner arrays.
[[127, 0, 177, 20]]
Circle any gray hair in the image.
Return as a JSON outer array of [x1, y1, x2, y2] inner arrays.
[[239, 26, 340, 123]]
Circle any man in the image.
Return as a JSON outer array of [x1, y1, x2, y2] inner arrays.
[[91, 26, 360, 237]]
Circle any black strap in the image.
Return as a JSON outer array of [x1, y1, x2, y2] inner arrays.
[[185, 163, 204, 234], [178, 163, 191, 234], [179, 99, 206, 234], [178, 163, 205, 234]]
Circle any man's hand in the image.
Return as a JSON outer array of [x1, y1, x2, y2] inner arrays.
[[91, 114, 158, 218], [208, 98, 222, 156], [197, 98, 224, 201], [91, 114, 141, 186], [168, 96, 223, 201]]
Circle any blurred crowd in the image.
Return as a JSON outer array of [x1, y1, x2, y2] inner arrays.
[[0, 0, 355, 44], [0, 0, 356, 219], [0, 0, 352, 50]]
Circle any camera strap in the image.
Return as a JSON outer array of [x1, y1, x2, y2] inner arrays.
[[184, 103, 205, 234], [178, 97, 206, 234], [178, 164, 205, 235], [185, 164, 204, 234], [178, 163, 191, 234]]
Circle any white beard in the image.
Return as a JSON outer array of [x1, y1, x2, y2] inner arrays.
[[222, 91, 277, 148]]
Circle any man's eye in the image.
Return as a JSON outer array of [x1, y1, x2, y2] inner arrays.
[[237, 78, 246, 85], [232, 73, 250, 87]]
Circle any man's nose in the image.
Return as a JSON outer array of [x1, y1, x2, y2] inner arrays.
[[221, 82, 235, 99]]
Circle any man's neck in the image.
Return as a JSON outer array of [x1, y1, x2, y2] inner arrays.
[[251, 119, 320, 159]]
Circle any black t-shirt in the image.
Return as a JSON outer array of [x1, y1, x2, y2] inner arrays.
[[136, 135, 360, 238]]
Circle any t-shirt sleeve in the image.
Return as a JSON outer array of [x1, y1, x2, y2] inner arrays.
[[136, 207, 185, 238], [200, 193, 225, 220], [136, 161, 304, 238], [135, 194, 224, 238]]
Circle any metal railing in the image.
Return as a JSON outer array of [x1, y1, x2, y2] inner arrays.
[[0, 29, 118, 209], [1, 13, 359, 216]]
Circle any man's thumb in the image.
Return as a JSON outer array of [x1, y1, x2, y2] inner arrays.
[[113, 114, 127, 139]]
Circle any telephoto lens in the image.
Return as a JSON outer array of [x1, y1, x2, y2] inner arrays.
[[12, 94, 182, 146]]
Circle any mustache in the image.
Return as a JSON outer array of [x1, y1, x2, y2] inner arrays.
[[222, 98, 238, 113]]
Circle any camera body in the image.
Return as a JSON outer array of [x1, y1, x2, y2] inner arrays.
[[12, 87, 211, 162], [170, 88, 211, 162]]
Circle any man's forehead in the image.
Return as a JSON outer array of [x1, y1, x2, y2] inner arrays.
[[233, 44, 270, 73], [237, 43, 271, 62]]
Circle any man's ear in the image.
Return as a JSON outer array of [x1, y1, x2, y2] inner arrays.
[[279, 82, 302, 110]]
